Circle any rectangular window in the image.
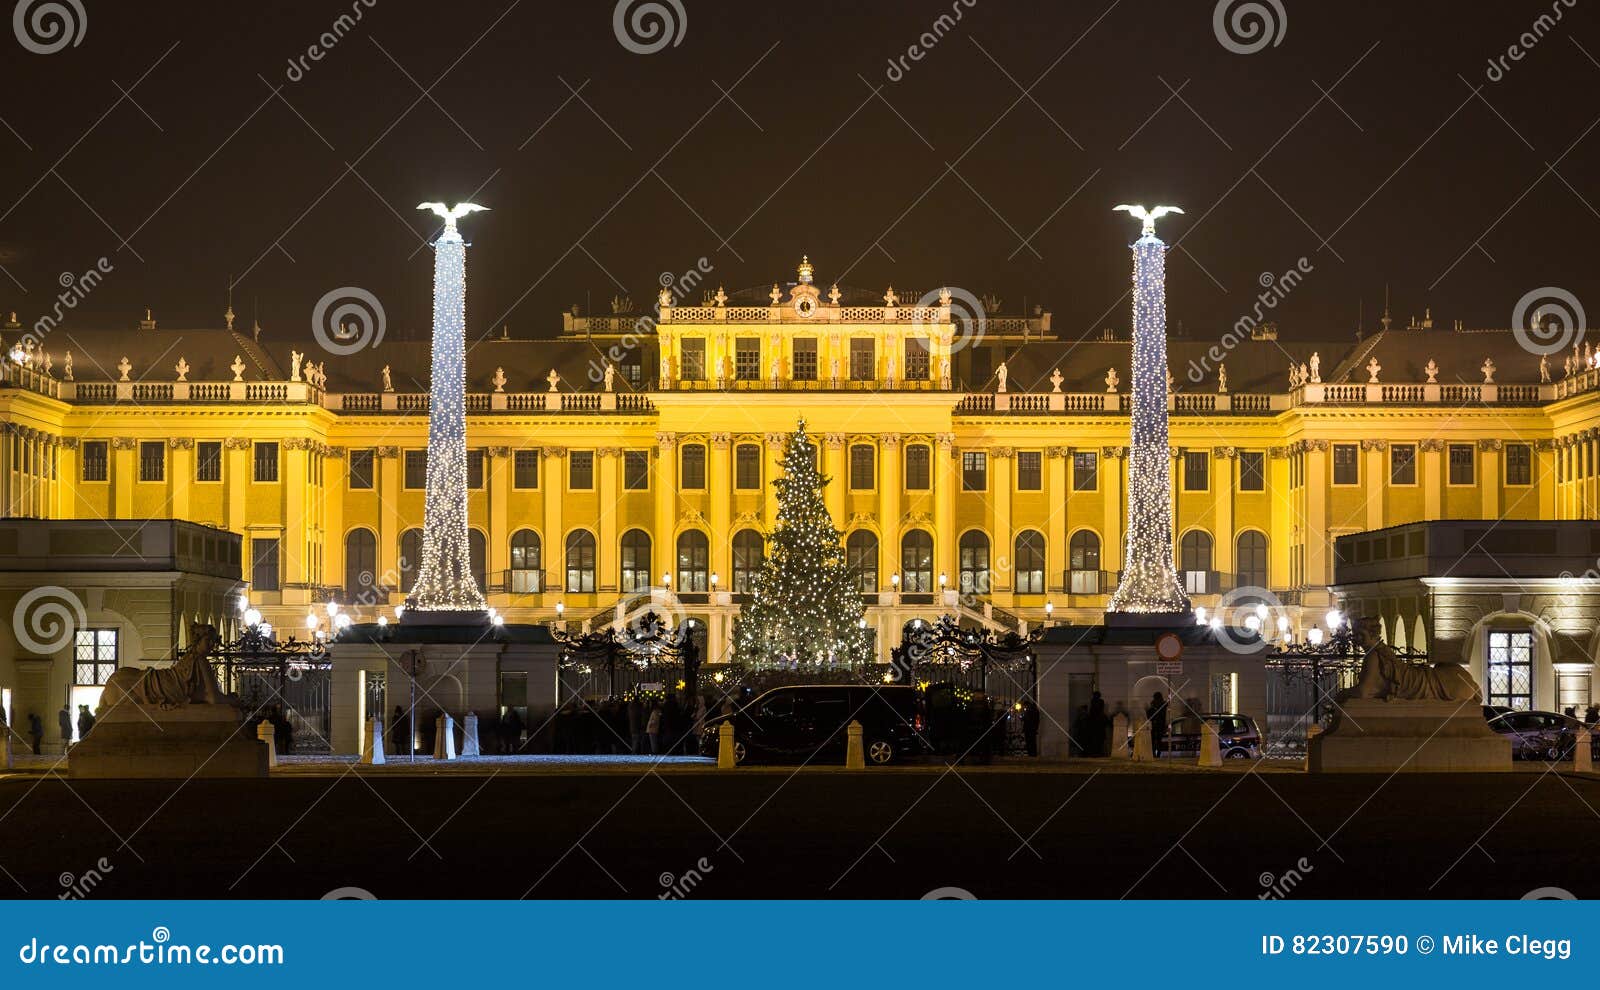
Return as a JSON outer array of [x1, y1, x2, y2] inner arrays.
[[73, 629, 118, 686], [1486, 630, 1533, 710], [1072, 451, 1098, 491], [735, 444, 761, 489], [624, 450, 649, 490], [792, 339, 817, 381], [1016, 451, 1042, 491], [1505, 443, 1532, 486], [139, 441, 164, 482], [680, 444, 706, 489], [905, 444, 930, 490], [1239, 451, 1265, 491], [1448, 444, 1475, 485], [467, 449, 485, 490], [568, 450, 594, 490], [403, 449, 427, 489], [905, 337, 930, 380], [81, 440, 108, 482], [251, 537, 281, 592], [850, 444, 874, 490], [1390, 444, 1416, 485], [254, 442, 279, 483], [850, 338, 875, 380], [196, 441, 222, 483], [680, 339, 706, 380], [1332, 443, 1359, 485], [962, 451, 987, 491], [734, 338, 761, 380], [513, 449, 539, 489], [348, 448, 374, 490], [1183, 450, 1208, 491]]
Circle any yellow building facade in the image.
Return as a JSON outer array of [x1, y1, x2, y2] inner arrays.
[[0, 268, 1591, 669]]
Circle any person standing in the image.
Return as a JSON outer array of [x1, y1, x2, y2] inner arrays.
[[27, 712, 43, 755], [1147, 692, 1168, 758], [58, 705, 73, 749], [77, 704, 95, 741], [1020, 698, 1040, 757], [646, 703, 662, 756]]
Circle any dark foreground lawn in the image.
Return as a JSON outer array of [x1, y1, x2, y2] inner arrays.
[[1, 766, 1595, 899]]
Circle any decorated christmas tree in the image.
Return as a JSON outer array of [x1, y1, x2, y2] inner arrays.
[[732, 421, 873, 667]]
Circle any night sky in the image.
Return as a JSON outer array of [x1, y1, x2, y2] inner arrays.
[[1, 0, 1597, 345]]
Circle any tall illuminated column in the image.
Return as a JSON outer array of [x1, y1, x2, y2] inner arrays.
[[406, 202, 489, 614], [1106, 204, 1191, 617]]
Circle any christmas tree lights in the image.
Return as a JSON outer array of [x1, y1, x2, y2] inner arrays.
[[732, 421, 873, 667], [406, 203, 489, 613], [1107, 205, 1192, 616]]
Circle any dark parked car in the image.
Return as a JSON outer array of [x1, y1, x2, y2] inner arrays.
[[1128, 713, 1263, 758], [1486, 710, 1588, 760], [699, 684, 927, 765]]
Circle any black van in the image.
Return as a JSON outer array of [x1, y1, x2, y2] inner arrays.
[[699, 684, 926, 765]]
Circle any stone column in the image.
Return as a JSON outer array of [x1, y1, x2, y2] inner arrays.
[[282, 438, 311, 587], [56, 439, 78, 520], [824, 432, 846, 529], [1268, 447, 1290, 587], [1101, 447, 1125, 574], [1536, 439, 1557, 520], [1361, 439, 1386, 533], [991, 447, 1013, 593], [488, 447, 510, 592], [709, 433, 732, 584], [762, 432, 783, 528], [878, 435, 902, 592], [324, 446, 345, 593], [655, 433, 677, 574], [1420, 439, 1444, 520], [169, 437, 194, 523], [1213, 446, 1236, 584], [376, 446, 400, 593], [542, 446, 566, 587], [1479, 438, 1502, 520], [1302, 440, 1329, 587], [1046, 447, 1069, 593], [934, 433, 956, 583], [225, 438, 251, 534], [597, 447, 620, 592], [111, 437, 135, 518]]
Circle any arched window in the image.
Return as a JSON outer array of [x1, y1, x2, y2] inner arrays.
[[620, 529, 651, 593], [846, 530, 878, 592], [345, 528, 377, 601], [469, 529, 487, 593], [1069, 530, 1101, 594], [510, 529, 541, 593], [1236, 531, 1268, 591], [399, 528, 423, 593], [732, 529, 764, 593], [1014, 530, 1045, 595], [959, 530, 990, 596], [676, 530, 709, 592], [901, 530, 933, 593], [565, 530, 596, 593], [1180, 530, 1214, 594]]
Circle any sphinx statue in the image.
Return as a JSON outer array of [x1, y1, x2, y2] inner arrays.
[[1341, 616, 1478, 703], [99, 623, 225, 713]]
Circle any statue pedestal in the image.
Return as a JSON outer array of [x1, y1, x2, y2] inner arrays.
[[68, 702, 268, 779], [1307, 699, 1510, 773]]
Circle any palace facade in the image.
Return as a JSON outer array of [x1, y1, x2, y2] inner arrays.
[[0, 260, 1595, 719]]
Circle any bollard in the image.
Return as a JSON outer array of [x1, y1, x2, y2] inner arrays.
[[1578, 727, 1593, 773], [1198, 719, 1223, 767], [845, 719, 865, 768], [717, 721, 737, 769], [361, 718, 386, 766], [256, 720, 277, 769], [1131, 718, 1154, 762], [1111, 713, 1130, 760], [1, 732, 12, 770], [462, 713, 481, 758], [433, 714, 457, 760]]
